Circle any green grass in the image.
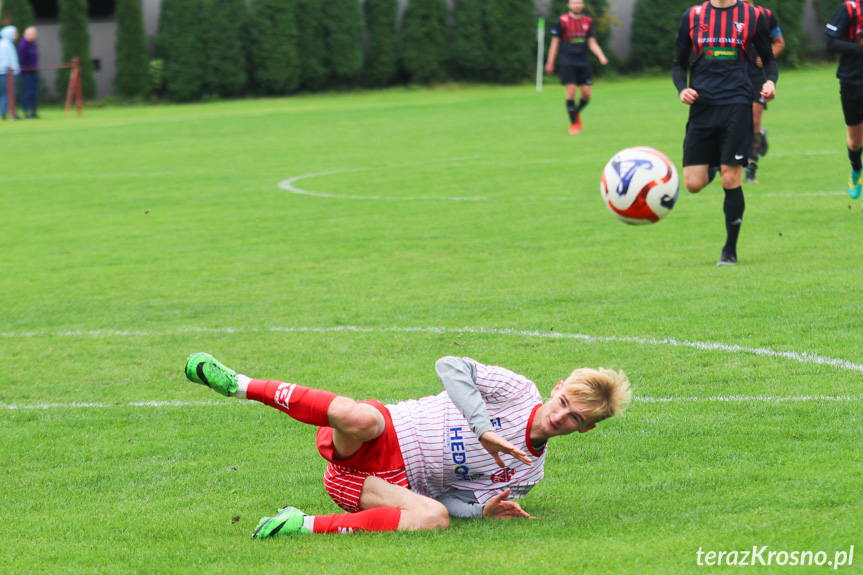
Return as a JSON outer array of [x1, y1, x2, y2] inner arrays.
[[1, 65, 861, 574]]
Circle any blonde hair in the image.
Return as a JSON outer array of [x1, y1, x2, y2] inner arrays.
[[560, 368, 631, 423]]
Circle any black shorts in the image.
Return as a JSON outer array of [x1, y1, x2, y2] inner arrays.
[[559, 64, 592, 86], [683, 103, 753, 167], [840, 81, 863, 126], [750, 74, 767, 108]]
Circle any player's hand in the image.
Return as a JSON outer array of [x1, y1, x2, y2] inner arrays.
[[761, 80, 775, 102], [545, 62, 554, 75], [482, 488, 534, 520], [679, 88, 698, 105], [479, 430, 533, 467], [755, 56, 763, 68], [599, 55, 608, 66]]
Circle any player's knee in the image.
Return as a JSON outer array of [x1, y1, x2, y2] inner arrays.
[[720, 173, 740, 190], [847, 137, 863, 151], [421, 500, 450, 530], [329, 400, 385, 441], [684, 176, 704, 194]]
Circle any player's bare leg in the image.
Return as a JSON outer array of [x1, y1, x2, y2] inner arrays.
[[846, 123, 863, 200], [747, 103, 765, 183], [359, 476, 450, 531], [327, 397, 386, 458], [683, 164, 711, 193]]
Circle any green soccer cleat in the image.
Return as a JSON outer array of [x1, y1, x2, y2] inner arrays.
[[848, 168, 862, 200], [253, 506, 309, 538], [184, 353, 238, 397]]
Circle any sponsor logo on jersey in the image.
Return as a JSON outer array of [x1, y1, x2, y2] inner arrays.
[[491, 468, 516, 483], [448, 427, 484, 480], [569, 37, 587, 44], [705, 48, 739, 60], [274, 382, 296, 410]]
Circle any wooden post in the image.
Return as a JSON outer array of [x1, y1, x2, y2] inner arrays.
[[5, 68, 15, 120], [74, 58, 82, 116], [64, 58, 80, 116]]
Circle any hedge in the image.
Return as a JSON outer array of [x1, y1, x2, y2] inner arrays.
[[246, 0, 300, 94], [322, 0, 364, 83], [56, 0, 97, 99], [486, 0, 536, 83], [114, 0, 151, 98], [448, 0, 488, 80], [401, 0, 447, 84], [201, 0, 247, 97], [157, 0, 206, 101], [363, 0, 399, 87], [295, 0, 329, 90]]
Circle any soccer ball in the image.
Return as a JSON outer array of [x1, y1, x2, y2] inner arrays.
[[600, 147, 679, 225]]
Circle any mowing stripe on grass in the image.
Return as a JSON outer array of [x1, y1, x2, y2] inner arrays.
[[3, 325, 862, 374], [2, 395, 859, 410]]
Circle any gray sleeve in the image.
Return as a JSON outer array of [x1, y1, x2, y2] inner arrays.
[[435, 356, 494, 440], [436, 489, 484, 519]]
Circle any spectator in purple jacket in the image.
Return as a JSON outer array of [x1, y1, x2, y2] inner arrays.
[[17, 26, 38, 118]]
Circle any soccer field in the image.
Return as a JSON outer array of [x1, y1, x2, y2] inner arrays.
[[2, 65, 861, 574]]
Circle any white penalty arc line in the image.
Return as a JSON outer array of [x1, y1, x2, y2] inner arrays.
[[3, 325, 863, 375], [1, 395, 859, 411]]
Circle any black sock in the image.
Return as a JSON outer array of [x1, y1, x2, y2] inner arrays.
[[575, 98, 590, 115], [722, 186, 745, 256], [849, 147, 862, 172], [566, 100, 576, 124]]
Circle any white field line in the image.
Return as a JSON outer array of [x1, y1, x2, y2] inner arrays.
[[2, 325, 862, 375], [1, 395, 858, 411]]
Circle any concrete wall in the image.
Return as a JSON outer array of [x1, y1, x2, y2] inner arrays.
[[3, 0, 826, 99]]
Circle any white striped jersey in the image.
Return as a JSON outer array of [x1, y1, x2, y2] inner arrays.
[[388, 360, 547, 504]]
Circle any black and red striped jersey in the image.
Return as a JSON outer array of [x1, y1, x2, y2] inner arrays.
[[746, 5, 780, 79], [826, 1, 863, 85], [674, 1, 776, 104], [550, 12, 595, 66]]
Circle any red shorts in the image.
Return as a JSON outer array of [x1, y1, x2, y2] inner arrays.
[[316, 399, 409, 512]]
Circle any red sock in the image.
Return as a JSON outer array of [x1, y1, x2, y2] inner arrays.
[[246, 379, 336, 427], [312, 507, 401, 534]]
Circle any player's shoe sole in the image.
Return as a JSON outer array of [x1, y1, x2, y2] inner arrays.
[[253, 506, 309, 538], [717, 253, 738, 266], [848, 168, 862, 200], [184, 352, 238, 397]]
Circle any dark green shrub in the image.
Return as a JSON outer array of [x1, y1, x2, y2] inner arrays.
[[114, 0, 151, 98], [56, 0, 97, 99], [363, 0, 399, 87], [448, 0, 488, 80], [322, 0, 364, 83], [157, 0, 206, 101], [401, 0, 448, 84], [1, 0, 33, 37], [201, 0, 247, 96], [295, 0, 329, 90], [246, 0, 300, 94], [486, 0, 535, 83]]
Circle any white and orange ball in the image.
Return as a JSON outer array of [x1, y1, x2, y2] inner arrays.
[[600, 147, 679, 225]]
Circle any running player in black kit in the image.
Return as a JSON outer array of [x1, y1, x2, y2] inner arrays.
[[545, 0, 608, 134], [825, 1, 863, 205], [673, 0, 778, 266], [742, 0, 784, 184]]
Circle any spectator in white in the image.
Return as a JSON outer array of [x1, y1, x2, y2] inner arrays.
[[0, 25, 20, 120]]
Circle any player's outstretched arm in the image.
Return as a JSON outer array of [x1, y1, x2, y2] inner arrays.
[[587, 37, 608, 65], [479, 430, 532, 467], [545, 37, 560, 74], [482, 489, 533, 520]]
